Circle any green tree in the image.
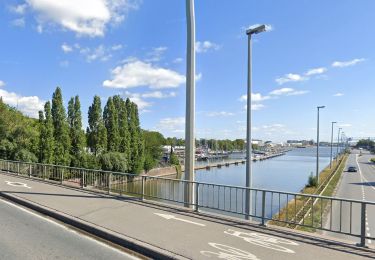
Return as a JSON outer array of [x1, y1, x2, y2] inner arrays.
[[128, 101, 144, 174], [114, 96, 130, 170], [51, 87, 71, 165], [38, 102, 55, 164], [143, 130, 165, 170], [104, 97, 120, 152], [87, 96, 107, 156], [68, 96, 85, 167]]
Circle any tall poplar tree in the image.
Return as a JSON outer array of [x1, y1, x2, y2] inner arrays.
[[128, 101, 144, 173], [114, 96, 130, 170], [38, 101, 54, 164], [103, 97, 120, 152], [51, 87, 71, 165], [68, 96, 85, 166], [87, 96, 107, 156]]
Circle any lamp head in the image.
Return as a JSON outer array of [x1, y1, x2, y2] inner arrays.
[[246, 24, 266, 35]]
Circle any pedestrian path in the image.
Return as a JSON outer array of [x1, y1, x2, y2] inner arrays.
[[0, 172, 373, 260]]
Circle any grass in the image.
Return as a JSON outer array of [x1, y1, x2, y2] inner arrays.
[[269, 153, 348, 232]]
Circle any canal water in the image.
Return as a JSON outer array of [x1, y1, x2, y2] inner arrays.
[[194, 146, 338, 193], [139, 146, 341, 221]]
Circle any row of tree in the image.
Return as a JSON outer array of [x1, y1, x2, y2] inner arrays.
[[37, 87, 144, 173]]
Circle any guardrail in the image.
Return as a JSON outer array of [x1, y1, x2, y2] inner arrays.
[[0, 158, 373, 247]]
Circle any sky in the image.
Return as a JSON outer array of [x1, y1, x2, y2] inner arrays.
[[0, 0, 374, 142]]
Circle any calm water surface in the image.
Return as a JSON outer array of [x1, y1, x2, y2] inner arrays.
[[193, 146, 338, 193]]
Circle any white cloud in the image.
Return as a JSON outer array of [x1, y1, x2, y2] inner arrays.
[[103, 59, 185, 89], [111, 44, 123, 51], [239, 93, 270, 102], [195, 73, 202, 81], [11, 18, 25, 27], [123, 92, 152, 110], [80, 45, 112, 62], [157, 117, 185, 131], [338, 123, 352, 127], [61, 43, 73, 53], [196, 41, 221, 53], [332, 58, 365, 68], [9, 4, 28, 14], [270, 87, 309, 96], [275, 73, 307, 85], [205, 111, 235, 117], [244, 104, 265, 111], [0, 87, 44, 118], [26, 0, 140, 37], [173, 58, 183, 64], [333, 92, 344, 97], [0, 80, 5, 87], [305, 67, 327, 76], [141, 91, 176, 99], [146, 46, 168, 62]]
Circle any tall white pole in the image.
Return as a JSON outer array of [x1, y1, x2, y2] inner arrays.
[[316, 108, 320, 183], [184, 0, 195, 208], [245, 34, 252, 220]]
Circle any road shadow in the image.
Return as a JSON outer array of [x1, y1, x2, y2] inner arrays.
[[350, 182, 375, 187]]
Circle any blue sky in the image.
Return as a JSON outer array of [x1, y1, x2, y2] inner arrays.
[[0, 0, 374, 142]]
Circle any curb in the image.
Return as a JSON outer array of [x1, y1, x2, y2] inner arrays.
[[0, 191, 187, 260]]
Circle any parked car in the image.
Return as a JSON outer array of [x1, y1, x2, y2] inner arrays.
[[347, 166, 357, 172]]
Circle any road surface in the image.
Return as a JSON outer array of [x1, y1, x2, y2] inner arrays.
[[326, 149, 375, 246], [0, 197, 138, 260]]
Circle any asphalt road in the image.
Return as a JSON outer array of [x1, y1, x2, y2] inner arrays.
[[325, 149, 375, 246], [0, 198, 139, 260], [0, 173, 373, 259]]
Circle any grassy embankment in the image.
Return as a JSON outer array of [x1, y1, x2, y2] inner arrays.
[[269, 153, 348, 232]]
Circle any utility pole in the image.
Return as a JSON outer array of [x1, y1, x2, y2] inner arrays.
[[330, 121, 337, 169], [316, 106, 325, 184]]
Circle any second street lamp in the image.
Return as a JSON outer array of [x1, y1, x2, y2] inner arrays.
[[245, 24, 267, 221], [316, 105, 325, 184], [330, 121, 337, 169], [336, 127, 342, 161]]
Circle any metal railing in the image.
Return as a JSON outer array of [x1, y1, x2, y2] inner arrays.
[[0, 159, 373, 247]]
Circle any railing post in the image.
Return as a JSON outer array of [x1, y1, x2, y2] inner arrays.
[[194, 182, 199, 212], [29, 164, 32, 178], [7, 161, 10, 173], [81, 170, 85, 189], [359, 202, 367, 247], [261, 190, 266, 226], [17, 162, 20, 175], [141, 176, 145, 201], [43, 165, 46, 180], [107, 172, 112, 195], [60, 168, 64, 184]]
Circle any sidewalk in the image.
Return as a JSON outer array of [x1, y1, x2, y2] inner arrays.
[[0, 172, 373, 260]]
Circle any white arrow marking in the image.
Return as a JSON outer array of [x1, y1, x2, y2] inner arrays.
[[154, 213, 206, 227], [5, 181, 31, 189]]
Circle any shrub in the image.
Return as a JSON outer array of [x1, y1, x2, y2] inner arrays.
[[307, 174, 318, 187]]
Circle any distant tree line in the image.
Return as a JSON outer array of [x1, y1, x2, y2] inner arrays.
[[356, 139, 375, 153]]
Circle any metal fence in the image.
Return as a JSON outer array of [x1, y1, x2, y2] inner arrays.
[[0, 159, 373, 247]]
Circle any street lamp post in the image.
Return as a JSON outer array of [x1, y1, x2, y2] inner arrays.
[[245, 25, 266, 221], [330, 121, 337, 169], [316, 106, 325, 184], [336, 128, 342, 161], [184, 0, 195, 208]]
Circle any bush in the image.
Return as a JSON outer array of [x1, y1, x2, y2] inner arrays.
[[169, 153, 180, 166], [99, 152, 127, 172], [144, 154, 156, 173], [307, 174, 318, 187], [371, 158, 375, 163]]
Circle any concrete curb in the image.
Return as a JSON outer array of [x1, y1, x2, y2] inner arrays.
[[0, 191, 188, 260]]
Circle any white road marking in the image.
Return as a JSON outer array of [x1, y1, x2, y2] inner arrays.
[[154, 213, 206, 227], [0, 199, 139, 258], [5, 181, 31, 189], [201, 243, 260, 260], [356, 155, 375, 191]]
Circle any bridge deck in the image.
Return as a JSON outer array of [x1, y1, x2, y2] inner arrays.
[[0, 172, 373, 259]]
